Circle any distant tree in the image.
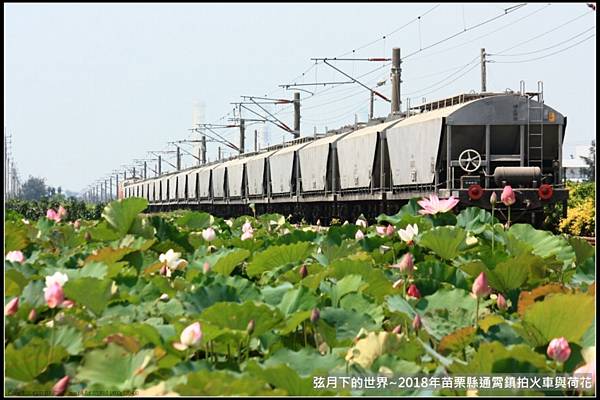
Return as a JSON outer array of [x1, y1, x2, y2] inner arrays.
[[47, 186, 56, 197], [580, 140, 596, 182], [20, 176, 47, 200], [57, 186, 62, 194]]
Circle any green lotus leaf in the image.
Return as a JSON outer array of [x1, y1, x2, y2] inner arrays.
[[5, 337, 69, 382], [101, 198, 148, 237], [200, 301, 283, 336], [175, 211, 214, 230], [213, 249, 250, 276], [419, 226, 467, 260], [508, 224, 576, 270], [175, 369, 284, 396], [63, 277, 113, 316], [247, 242, 312, 278], [77, 343, 156, 391]]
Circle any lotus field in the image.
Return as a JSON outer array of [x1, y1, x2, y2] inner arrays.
[[4, 195, 596, 396]]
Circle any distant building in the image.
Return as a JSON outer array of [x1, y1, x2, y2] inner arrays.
[[563, 145, 590, 182]]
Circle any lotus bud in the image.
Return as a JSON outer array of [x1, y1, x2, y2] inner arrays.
[[392, 325, 402, 334], [385, 224, 395, 237], [4, 297, 19, 316], [547, 337, 571, 363], [202, 227, 216, 242], [490, 192, 498, 206], [241, 229, 254, 241], [397, 253, 414, 275], [52, 375, 70, 396], [310, 308, 320, 323], [159, 293, 169, 301], [57, 205, 67, 219], [28, 308, 37, 322], [5, 250, 25, 263], [355, 218, 367, 229], [203, 262, 211, 274], [500, 185, 516, 206], [84, 231, 92, 241], [174, 322, 203, 351], [407, 284, 421, 299], [472, 272, 491, 298], [376, 226, 386, 236], [412, 314, 422, 331], [242, 221, 253, 233], [247, 319, 255, 335], [299, 265, 308, 279], [44, 282, 65, 309], [497, 293, 508, 310], [355, 230, 365, 241], [392, 278, 404, 289], [73, 220, 81, 229]]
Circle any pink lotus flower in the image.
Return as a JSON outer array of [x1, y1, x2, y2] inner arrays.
[[241, 229, 254, 241], [46, 208, 62, 223], [490, 192, 498, 206], [547, 337, 571, 363], [28, 308, 37, 322], [355, 230, 365, 241], [5, 297, 19, 316], [299, 265, 308, 279], [497, 293, 508, 310], [44, 282, 65, 309], [392, 325, 402, 334], [73, 220, 81, 229], [574, 347, 596, 389], [412, 314, 422, 331], [417, 194, 459, 215], [202, 227, 216, 242], [391, 253, 414, 275], [52, 376, 70, 396], [173, 322, 203, 351], [310, 308, 320, 323], [500, 185, 516, 206], [376, 226, 386, 236], [472, 272, 491, 298], [242, 221, 253, 233], [407, 284, 421, 299], [5, 250, 25, 263], [58, 205, 67, 219], [385, 225, 395, 237]]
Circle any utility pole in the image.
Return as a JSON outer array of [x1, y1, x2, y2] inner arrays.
[[293, 92, 300, 138], [218, 146, 222, 160], [480, 48, 487, 93], [239, 118, 245, 154], [201, 135, 207, 164], [144, 161, 147, 179], [254, 129, 258, 152], [115, 173, 119, 199], [176, 146, 181, 170], [391, 47, 401, 115], [158, 155, 162, 175], [109, 176, 113, 200], [369, 91, 374, 120]]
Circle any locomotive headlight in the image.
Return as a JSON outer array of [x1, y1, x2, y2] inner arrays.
[[468, 184, 484, 201], [538, 184, 554, 200]]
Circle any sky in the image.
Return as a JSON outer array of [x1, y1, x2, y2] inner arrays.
[[4, 3, 597, 194]]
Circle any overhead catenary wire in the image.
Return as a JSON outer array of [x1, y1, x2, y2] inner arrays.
[[489, 33, 596, 64], [488, 26, 596, 57]]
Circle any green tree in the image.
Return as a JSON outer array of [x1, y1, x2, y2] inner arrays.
[[20, 176, 47, 200], [580, 140, 595, 182]]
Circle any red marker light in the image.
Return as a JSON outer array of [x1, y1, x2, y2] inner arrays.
[[538, 184, 554, 200], [468, 184, 484, 201]]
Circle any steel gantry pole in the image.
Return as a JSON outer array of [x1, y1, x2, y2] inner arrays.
[[391, 47, 401, 115]]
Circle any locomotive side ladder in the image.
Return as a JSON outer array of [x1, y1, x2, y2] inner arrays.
[[526, 81, 544, 169]]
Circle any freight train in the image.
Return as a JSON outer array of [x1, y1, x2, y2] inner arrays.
[[121, 87, 568, 225]]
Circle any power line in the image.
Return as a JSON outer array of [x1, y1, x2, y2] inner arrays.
[[403, 56, 480, 96], [489, 33, 596, 64], [403, 3, 527, 59], [491, 9, 594, 55], [489, 26, 596, 57], [407, 3, 551, 61]]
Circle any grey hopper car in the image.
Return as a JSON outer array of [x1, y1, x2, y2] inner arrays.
[[123, 92, 568, 225]]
